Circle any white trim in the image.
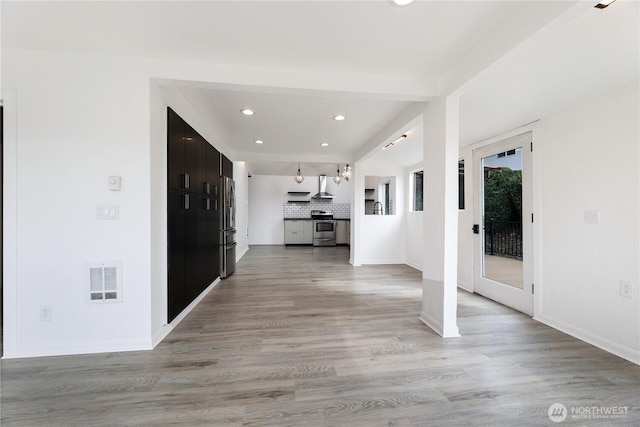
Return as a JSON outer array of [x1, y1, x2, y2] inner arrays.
[[457, 281, 473, 292], [151, 277, 221, 348], [471, 122, 539, 317], [406, 262, 422, 272], [408, 167, 424, 213], [2, 89, 18, 356], [419, 312, 442, 336], [419, 312, 461, 338], [2, 338, 153, 360], [236, 245, 249, 262], [359, 258, 406, 265], [535, 314, 640, 366]]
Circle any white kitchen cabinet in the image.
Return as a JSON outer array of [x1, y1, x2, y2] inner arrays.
[[284, 220, 313, 245], [302, 220, 313, 244], [336, 220, 350, 245]]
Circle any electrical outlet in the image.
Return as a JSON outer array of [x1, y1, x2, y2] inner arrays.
[[40, 306, 53, 321], [584, 210, 599, 224], [619, 281, 633, 299]]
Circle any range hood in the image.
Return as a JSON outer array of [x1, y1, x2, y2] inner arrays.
[[312, 175, 334, 199]]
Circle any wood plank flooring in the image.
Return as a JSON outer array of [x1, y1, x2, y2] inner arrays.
[[2, 245, 639, 426]]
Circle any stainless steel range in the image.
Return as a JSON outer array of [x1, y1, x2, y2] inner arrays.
[[311, 210, 336, 247]]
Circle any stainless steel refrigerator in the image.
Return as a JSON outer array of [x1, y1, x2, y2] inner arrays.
[[219, 176, 236, 278]]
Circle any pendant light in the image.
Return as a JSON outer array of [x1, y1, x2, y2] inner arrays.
[[342, 164, 352, 182], [294, 163, 305, 184], [333, 164, 342, 185]]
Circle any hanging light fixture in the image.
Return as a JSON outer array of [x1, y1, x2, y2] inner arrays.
[[342, 164, 352, 182], [333, 164, 342, 185], [294, 163, 305, 184]]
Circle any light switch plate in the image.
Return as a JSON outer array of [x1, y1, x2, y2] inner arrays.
[[96, 204, 119, 220], [584, 210, 599, 224], [108, 176, 122, 191], [620, 281, 633, 299]]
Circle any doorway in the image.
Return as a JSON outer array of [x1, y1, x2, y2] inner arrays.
[[473, 132, 533, 315]]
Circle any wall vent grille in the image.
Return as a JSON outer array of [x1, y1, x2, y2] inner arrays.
[[87, 261, 122, 303]]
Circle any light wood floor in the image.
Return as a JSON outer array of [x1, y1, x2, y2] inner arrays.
[[2, 246, 639, 426]]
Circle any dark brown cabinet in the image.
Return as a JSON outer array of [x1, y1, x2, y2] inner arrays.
[[221, 153, 233, 179], [167, 108, 221, 322]]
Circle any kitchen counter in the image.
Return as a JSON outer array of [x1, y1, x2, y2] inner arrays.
[[283, 218, 350, 245], [284, 217, 350, 220]]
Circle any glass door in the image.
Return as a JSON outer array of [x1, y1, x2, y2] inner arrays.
[[473, 132, 533, 315]]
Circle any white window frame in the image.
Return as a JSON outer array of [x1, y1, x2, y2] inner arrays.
[[409, 168, 424, 212]]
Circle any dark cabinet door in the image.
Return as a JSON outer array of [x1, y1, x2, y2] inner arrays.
[[167, 108, 223, 323], [221, 154, 233, 179], [167, 189, 187, 322], [206, 143, 221, 280], [206, 142, 220, 197], [194, 196, 213, 298], [183, 191, 199, 304], [206, 194, 220, 281], [168, 108, 199, 192], [182, 123, 198, 192], [196, 135, 209, 195], [167, 108, 185, 190]]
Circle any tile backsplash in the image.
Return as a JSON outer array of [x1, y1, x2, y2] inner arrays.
[[284, 201, 351, 219]]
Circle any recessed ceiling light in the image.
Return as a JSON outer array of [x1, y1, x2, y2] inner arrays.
[[392, 0, 415, 6], [254, 139, 264, 144], [333, 114, 346, 121], [241, 109, 254, 116], [321, 142, 329, 147]]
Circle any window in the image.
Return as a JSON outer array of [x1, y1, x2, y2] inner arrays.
[[458, 160, 465, 210], [412, 170, 424, 211]]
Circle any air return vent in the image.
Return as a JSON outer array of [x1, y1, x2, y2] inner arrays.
[[87, 261, 122, 303]]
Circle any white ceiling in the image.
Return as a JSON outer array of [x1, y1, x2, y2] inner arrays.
[[2, 1, 525, 79], [459, 0, 640, 146], [3, 1, 638, 175]]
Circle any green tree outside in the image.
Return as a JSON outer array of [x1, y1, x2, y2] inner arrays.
[[484, 167, 522, 222]]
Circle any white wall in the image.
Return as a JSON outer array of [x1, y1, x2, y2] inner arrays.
[[535, 83, 639, 363], [356, 159, 406, 264], [248, 174, 352, 245], [4, 49, 154, 357], [3, 48, 244, 357], [455, 83, 639, 362], [234, 162, 250, 259]]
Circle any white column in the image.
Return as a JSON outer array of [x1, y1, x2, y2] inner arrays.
[[419, 95, 460, 338]]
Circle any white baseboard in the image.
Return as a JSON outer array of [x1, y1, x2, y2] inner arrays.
[[151, 277, 221, 348], [457, 281, 473, 292], [534, 313, 640, 366], [237, 245, 249, 261], [419, 311, 443, 336], [2, 338, 153, 359], [360, 258, 406, 265], [406, 261, 423, 271]]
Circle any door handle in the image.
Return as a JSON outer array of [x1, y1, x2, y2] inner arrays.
[[472, 224, 480, 234], [182, 173, 190, 190], [183, 194, 190, 210]]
